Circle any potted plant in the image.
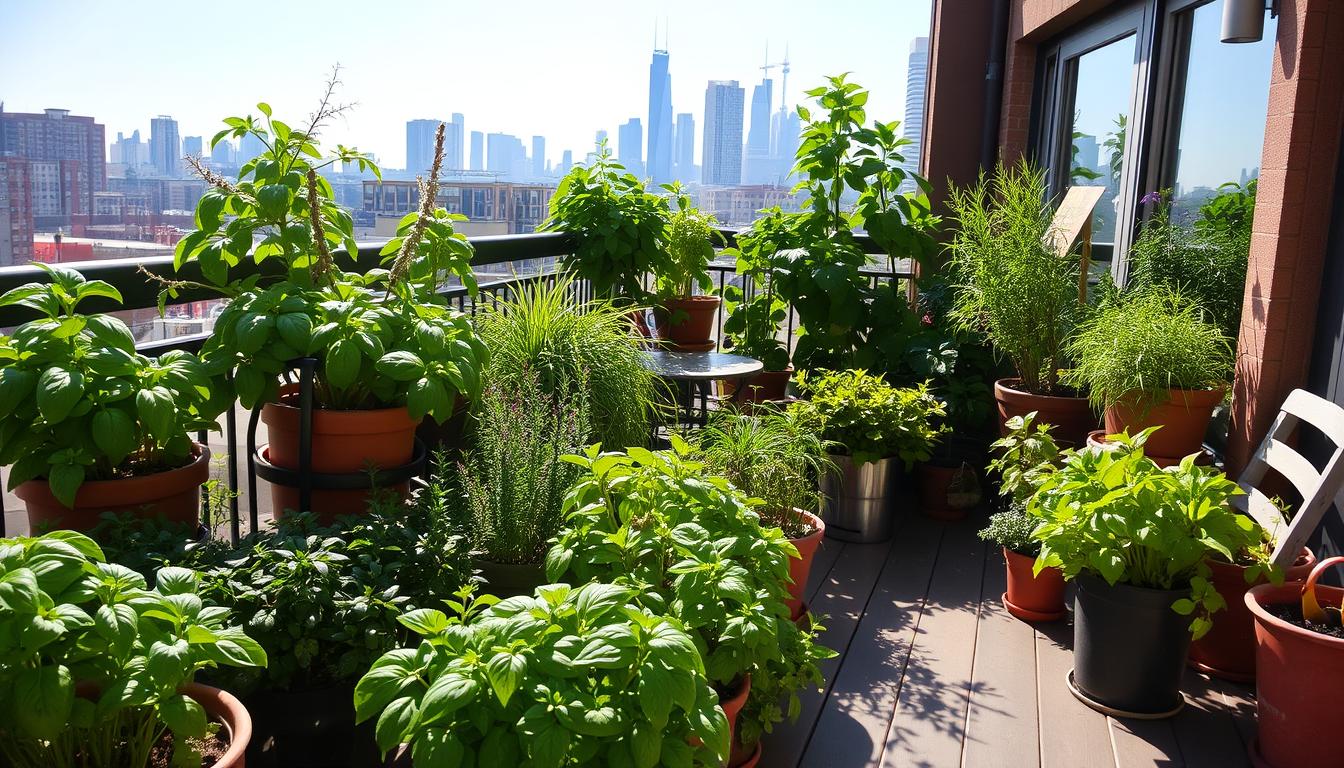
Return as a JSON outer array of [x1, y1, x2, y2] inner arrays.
[[445, 373, 587, 596], [733, 615, 836, 767], [542, 141, 671, 317], [546, 440, 796, 753], [694, 404, 834, 619], [0, 530, 267, 767], [355, 583, 730, 766], [790, 369, 947, 543], [979, 413, 1067, 621], [171, 106, 487, 519], [947, 161, 1094, 445], [1029, 431, 1270, 717], [476, 275, 662, 450], [1245, 556, 1344, 768], [653, 183, 724, 351], [0, 264, 224, 531], [720, 208, 799, 402], [1065, 289, 1232, 461]]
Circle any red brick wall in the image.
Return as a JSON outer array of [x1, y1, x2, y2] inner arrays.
[[924, 0, 994, 212]]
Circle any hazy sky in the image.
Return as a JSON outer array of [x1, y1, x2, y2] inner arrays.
[[0, 0, 933, 171]]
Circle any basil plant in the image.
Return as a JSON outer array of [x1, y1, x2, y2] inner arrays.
[[354, 583, 729, 767], [0, 531, 267, 767], [0, 265, 224, 507]]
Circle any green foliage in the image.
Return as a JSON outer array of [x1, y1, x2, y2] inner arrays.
[[1027, 431, 1271, 638], [657, 184, 722, 299], [720, 208, 797, 372], [910, 278, 998, 435], [177, 104, 487, 422], [947, 161, 1084, 394], [545, 440, 795, 689], [476, 276, 662, 449], [353, 583, 730, 767], [1064, 289, 1232, 412], [986, 412, 1063, 505], [790, 369, 947, 467], [0, 265, 223, 507], [1128, 185, 1254, 342], [0, 531, 266, 768], [737, 615, 836, 750], [448, 374, 588, 565], [543, 142, 671, 304], [978, 503, 1039, 556], [692, 405, 833, 537]]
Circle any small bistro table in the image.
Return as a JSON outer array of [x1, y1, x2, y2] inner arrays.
[[641, 350, 764, 431]]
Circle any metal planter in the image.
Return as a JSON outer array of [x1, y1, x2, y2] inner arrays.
[[820, 454, 900, 543]]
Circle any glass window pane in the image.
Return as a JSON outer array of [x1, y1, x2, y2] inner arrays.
[[1068, 34, 1138, 247], [1170, 0, 1276, 218]]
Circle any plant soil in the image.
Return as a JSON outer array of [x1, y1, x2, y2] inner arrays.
[[1266, 602, 1344, 640], [148, 727, 228, 768]]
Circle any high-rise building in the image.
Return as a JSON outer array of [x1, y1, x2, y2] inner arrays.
[[210, 138, 236, 166], [149, 115, 181, 177], [469, 131, 484, 171], [743, 79, 774, 184], [560, 150, 573, 175], [111, 130, 145, 166], [902, 37, 929, 190], [406, 119, 440, 174], [486, 132, 526, 178], [182, 136, 203, 159], [0, 107, 106, 224], [673, 113, 695, 183], [701, 81, 745, 186], [0, 157, 33, 266], [238, 131, 266, 164], [618, 119, 643, 176], [646, 48, 673, 184], [531, 136, 545, 177], [448, 114, 465, 170]]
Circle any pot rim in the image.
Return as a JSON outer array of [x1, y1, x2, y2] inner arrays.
[[994, 377, 1089, 403], [15, 442, 210, 507], [1075, 572, 1191, 604], [659, 294, 722, 306], [1110, 386, 1228, 409], [787, 509, 826, 543], [1245, 581, 1344, 650], [183, 681, 251, 768], [262, 393, 418, 433]]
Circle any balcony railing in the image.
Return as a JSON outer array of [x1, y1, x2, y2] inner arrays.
[[0, 230, 912, 539]]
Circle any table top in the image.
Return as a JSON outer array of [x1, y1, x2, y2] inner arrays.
[[641, 350, 764, 381]]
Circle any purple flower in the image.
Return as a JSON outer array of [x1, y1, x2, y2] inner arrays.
[[1140, 191, 1163, 206]]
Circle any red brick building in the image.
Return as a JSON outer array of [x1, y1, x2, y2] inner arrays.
[[0, 157, 32, 266]]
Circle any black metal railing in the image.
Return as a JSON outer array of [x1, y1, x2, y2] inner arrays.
[[0, 230, 911, 540]]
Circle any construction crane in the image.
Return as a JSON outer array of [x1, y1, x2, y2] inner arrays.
[[759, 44, 791, 109]]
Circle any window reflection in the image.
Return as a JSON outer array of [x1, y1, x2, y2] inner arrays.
[[1068, 34, 1137, 247]]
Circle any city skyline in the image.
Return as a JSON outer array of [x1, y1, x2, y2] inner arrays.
[[0, 1, 932, 172]]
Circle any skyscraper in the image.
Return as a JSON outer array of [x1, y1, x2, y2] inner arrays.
[[238, 131, 266, 164], [673, 113, 695, 183], [560, 150, 573, 175], [531, 136, 546, 177], [112, 130, 145, 166], [182, 136, 203, 158], [701, 81, 744, 186], [470, 131, 484, 171], [618, 118, 643, 176], [149, 115, 180, 177], [902, 37, 929, 190], [449, 114, 465, 170], [646, 48, 673, 184], [743, 78, 774, 184], [210, 138, 235, 166], [486, 132, 526, 178], [406, 119, 440, 174]]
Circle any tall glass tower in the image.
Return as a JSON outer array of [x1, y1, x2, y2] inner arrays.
[[646, 48, 673, 185]]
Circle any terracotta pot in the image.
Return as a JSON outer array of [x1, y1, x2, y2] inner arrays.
[[1103, 387, 1225, 460], [17, 443, 210, 532], [186, 681, 253, 768], [653, 295, 721, 347], [729, 741, 762, 768], [1085, 429, 1215, 468], [719, 367, 793, 404], [993, 378, 1096, 447], [785, 511, 825, 621], [1002, 547, 1066, 622], [474, 558, 547, 598], [260, 397, 418, 523], [720, 675, 751, 761], [1246, 559, 1344, 768], [1188, 548, 1316, 682], [917, 463, 981, 521]]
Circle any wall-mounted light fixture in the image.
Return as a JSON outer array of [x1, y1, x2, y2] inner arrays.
[[1222, 0, 1279, 43]]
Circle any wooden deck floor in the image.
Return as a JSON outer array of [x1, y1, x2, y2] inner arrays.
[[760, 513, 1259, 768]]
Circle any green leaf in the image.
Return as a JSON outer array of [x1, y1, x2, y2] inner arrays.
[[397, 608, 448, 636], [36, 367, 85, 424], [324, 339, 361, 390], [486, 651, 527, 706], [276, 313, 313, 353], [375, 696, 419, 754], [155, 567, 199, 595], [0, 367, 36, 413], [86, 314, 136, 353], [48, 463, 85, 509], [406, 376, 449, 422], [631, 718, 662, 768], [158, 693, 207, 740], [411, 727, 466, 768], [354, 649, 418, 723], [136, 386, 175, 441], [574, 582, 631, 622], [418, 673, 479, 726], [233, 367, 267, 408], [94, 603, 139, 657], [13, 664, 73, 741], [92, 408, 137, 466], [376, 351, 425, 382], [639, 663, 673, 727]]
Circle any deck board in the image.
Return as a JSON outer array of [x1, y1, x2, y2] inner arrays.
[[1172, 669, 1252, 768], [1032, 616, 1116, 768]]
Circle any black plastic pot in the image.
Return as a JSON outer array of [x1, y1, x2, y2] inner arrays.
[[474, 558, 547, 598], [245, 682, 380, 767], [1071, 573, 1191, 717]]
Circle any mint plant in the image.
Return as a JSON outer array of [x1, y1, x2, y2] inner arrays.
[[0, 531, 266, 767], [353, 583, 729, 767], [791, 369, 947, 466], [655, 183, 721, 301], [0, 264, 223, 507]]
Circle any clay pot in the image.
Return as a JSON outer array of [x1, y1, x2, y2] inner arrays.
[[653, 296, 720, 348], [719, 367, 793, 404], [720, 675, 751, 762], [1188, 548, 1315, 682], [1085, 429, 1215, 468], [18, 443, 210, 532], [1002, 547, 1066, 622], [474, 558, 547, 598], [1103, 387, 1225, 460], [1246, 558, 1344, 768], [730, 741, 763, 768], [785, 511, 826, 621], [917, 463, 981, 521], [993, 378, 1096, 447], [186, 682, 253, 768], [260, 397, 418, 523]]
